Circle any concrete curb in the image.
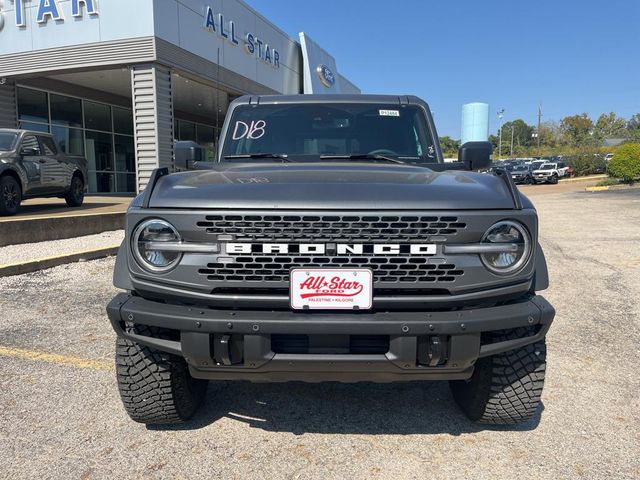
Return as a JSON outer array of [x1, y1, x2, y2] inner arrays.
[[559, 174, 607, 183], [585, 184, 640, 192], [0, 212, 125, 247], [0, 245, 120, 277]]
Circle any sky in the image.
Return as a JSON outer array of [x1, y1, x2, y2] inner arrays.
[[247, 0, 640, 139]]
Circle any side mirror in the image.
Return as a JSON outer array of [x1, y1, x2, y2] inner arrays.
[[458, 141, 493, 171], [20, 147, 38, 156], [174, 141, 205, 170]]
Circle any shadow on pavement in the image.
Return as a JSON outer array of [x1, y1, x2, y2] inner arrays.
[[150, 381, 543, 435]]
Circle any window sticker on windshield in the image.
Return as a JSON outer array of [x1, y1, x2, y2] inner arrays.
[[379, 109, 400, 117], [232, 120, 266, 140]]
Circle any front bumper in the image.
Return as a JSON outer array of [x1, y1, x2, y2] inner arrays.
[[533, 174, 552, 183], [107, 293, 554, 383]]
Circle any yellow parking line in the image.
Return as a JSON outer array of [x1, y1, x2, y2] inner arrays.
[[0, 346, 113, 372]]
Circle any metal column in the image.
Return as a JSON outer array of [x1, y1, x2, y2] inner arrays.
[[131, 64, 174, 193], [0, 79, 17, 129]]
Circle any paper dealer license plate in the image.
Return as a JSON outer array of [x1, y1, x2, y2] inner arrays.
[[290, 269, 373, 310]]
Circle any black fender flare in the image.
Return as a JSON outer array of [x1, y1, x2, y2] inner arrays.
[[113, 241, 134, 291], [534, 242, 550, 291]]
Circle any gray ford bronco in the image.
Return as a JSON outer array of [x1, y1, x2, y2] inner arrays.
[[0, 129, 87, 216], [107, 95, 554, 425]]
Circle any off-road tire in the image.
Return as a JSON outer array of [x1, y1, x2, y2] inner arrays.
[[0, 175, 22, 216], [450, 328, 546, 424], [550, 173, 558, 184], [116, 325, 208, 425], [65, 174, 85, 207]]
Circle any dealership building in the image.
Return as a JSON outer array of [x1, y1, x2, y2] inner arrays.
[[0, 0, 359, 193]]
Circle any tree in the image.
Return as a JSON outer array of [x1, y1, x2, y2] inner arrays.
[[607, 143, 640, 182], [439, 136, 460, 157], [594, 112, 626, 139], [627, 114, 640, 141], [560, 114, 595, 146], [538, 121, 563, 148], [489, 134, 499, 152], [500, 119, 534, 150]]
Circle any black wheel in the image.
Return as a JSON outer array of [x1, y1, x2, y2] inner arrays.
[[116, 325, 208, 425], [550, 174, 558, 185], [0, 175, 22, 216], [65, 175, 85, 207], [450, 328, 546, 424], [525, 175, 533, 185]]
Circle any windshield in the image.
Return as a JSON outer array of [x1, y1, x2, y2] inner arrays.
[[540, 164, 555, 170], [221, 103, 438, 163], [0, 132, 17, 151]]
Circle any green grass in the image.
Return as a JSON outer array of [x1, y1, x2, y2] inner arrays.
[[595, 177, 639, 187], [595, 178, 622, 187]]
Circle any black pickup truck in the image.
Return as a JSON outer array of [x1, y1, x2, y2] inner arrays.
[[0, 129, 87, 215], [107, 95, 554, 426]]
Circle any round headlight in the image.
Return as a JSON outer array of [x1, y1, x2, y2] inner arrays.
[[480, 220, 531, 274], [132, 219, 182, 273]]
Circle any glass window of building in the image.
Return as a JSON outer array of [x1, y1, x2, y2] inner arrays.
[[17, 88, 48, 124], [115, 135, 135, 172], [178, 120, 196, 141], [19, 122, 49, 133], [85, 130, 114, 192], [115, 135, 135, 193], [196, 125, 216, 160], [50, 94, 82, 128], [14, 87, 136, 193], [84, 101, 112, 132], [51, 125, 85, 155], [113, 107, 134, 135]]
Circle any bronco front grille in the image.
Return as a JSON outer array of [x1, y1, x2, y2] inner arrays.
[[198, 256, 464, 284], [196, 214, 466, 242]]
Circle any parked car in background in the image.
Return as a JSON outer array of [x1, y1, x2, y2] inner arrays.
[[604, 153, 614, 163], [510, 164, 534, 184], [532, 162, 567, 184], [0, 129, 87, 215], [530, 159, 546, 171]]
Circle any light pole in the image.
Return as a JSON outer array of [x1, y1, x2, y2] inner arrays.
[[497, 109, 505, 160], [510, 125, 515, 157]]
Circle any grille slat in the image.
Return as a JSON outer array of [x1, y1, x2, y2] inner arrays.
[[198, 255, 464, 284], [196, 214, 466, 242]]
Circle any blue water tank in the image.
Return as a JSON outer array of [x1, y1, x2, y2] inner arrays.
[[461, 103, 489, 144]]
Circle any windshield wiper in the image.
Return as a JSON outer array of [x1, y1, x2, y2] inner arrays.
[[224, 153, 291, 162], [319, 154, 408, 165]]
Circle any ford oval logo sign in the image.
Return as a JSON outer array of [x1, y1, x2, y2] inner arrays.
[[316, 64, 335, 88]]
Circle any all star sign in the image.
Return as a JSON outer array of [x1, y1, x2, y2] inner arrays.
[[9, 0, 98, 27], [202, 5, 280, 69]]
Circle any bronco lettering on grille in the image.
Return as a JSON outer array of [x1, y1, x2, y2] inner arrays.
[[225, 243, 437, 255]]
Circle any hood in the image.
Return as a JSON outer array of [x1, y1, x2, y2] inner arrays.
[[147, 163, 526, 210]]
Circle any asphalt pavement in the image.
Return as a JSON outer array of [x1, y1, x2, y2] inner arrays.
[[0, 186, 638, 479]]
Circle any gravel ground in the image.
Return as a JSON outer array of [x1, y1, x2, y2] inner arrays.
[[0, 189, 638, 479], [0, 230, 124, 265]]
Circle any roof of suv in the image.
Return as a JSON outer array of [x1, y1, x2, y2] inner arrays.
[[233, 94, 428, 106]]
